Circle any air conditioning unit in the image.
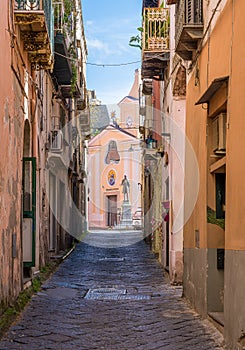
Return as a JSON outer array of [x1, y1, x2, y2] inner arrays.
[[212, 113, 226, 154], [50, 130, 63, 152]]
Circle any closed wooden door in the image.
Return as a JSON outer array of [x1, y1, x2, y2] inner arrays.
[[107, 195, 117, 227]]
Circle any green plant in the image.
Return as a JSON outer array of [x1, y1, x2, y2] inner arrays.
[[0, 260, 59, 339], [71, 63, 77, 96], [207, 207, 225, 230], [0, 289, 32, 338], [32, 277, 41, 293], [63, 0, 73, 23], [129, 27, 143, 50]]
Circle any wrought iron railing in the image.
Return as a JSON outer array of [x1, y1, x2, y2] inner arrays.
[[15, 0, 42, 11], [143, 7, 170, 52], [53, 1, 75, 50], [175, 0, 203, 46]]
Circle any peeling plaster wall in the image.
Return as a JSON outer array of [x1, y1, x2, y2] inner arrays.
[[0, 1, 23, 309]]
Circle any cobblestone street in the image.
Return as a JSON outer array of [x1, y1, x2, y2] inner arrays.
[[0, 231, 224, 350]]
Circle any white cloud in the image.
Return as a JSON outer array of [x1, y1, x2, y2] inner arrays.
[[86, 20, 93, 26], [87, 38, 104, 50], [86, 38, 112, 55]]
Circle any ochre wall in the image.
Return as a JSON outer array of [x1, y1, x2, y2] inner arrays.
[[225, 0, 245, 250], [184, 1, 245, 345]]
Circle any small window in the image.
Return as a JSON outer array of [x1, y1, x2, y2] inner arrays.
[[212, 113, 226, 155]]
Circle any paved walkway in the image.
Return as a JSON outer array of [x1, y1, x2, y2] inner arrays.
[[0, 231, 224, 349]]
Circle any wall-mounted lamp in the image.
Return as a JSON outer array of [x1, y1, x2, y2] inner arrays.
[[128, 144, 134, 152], [128, 144, 142, 152]]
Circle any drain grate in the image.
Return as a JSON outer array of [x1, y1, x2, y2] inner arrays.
[[85, 288, 126, 300], [118, 294, 151, 300], [98, 257, 125, 262], [84, 288, 151, 301]]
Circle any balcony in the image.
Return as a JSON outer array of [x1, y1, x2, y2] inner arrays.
[[52, 2, 81, 98], [52, 2, 72, 95], [14, 0, 53, 70], [143, 0, 159, 7], [142, 7, 170, 80], [166, 0, 177, 4], [142, 78, 153, 95], [175, 0, 203, 60]]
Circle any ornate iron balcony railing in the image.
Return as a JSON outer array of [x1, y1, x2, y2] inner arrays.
[[143, 7, 170, 52], [15, 0, 41, 10]]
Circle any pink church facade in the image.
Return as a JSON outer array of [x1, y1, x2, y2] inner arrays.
[[88, 125, 142, 228], [88, 70, 142, 228]]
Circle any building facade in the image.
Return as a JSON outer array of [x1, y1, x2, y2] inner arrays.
[[0, 0, 88, 312], [88, 125, 142, 228], [88, 73, 142, 229], [140, 0, 245, 347], [139, 0, 186, 284], [172, 0, 245, 347]]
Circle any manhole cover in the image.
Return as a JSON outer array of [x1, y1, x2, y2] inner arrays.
[[85, 288, 126, 300], [98, 257, 125, 262]]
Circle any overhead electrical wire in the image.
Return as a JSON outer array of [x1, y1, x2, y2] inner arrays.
[[86, 61, 140, 67], [54, 51, 168, 67]]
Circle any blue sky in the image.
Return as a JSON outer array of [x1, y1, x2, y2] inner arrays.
[[82, 0, 142, 106]]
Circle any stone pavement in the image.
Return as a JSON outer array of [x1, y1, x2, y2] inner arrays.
[[0, 230, 224, 350]]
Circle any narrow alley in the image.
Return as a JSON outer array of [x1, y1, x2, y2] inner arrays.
[[0, 230, 223, 350]]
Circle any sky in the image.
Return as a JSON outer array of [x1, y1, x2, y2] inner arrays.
[[81, 0, 142, 106]]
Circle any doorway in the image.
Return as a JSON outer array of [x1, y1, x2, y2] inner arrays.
[[165, 177, 170, 270], [22, 157, 36, 268], [49, 173, 57, 251], [207, 171, 226, 325], [22, 120, 36, 276], [107, 195, 117, 227]]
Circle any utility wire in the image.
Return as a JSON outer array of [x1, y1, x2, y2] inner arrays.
[[54, 51, 140, 66], [54, 51, 168, 67], [87, 61, 140, 67]]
